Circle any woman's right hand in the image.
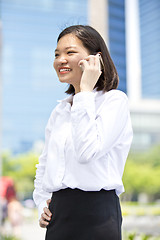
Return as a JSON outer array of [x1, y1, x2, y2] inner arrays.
[[39, 199, 52, 228], [79, 54, 102, 92]]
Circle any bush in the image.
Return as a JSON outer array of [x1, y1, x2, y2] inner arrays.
[[0, 234, 21, 240], [122, 145, 160, 201], [1, 152, 39, 200]]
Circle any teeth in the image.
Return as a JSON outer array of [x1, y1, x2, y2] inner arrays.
[[59, 68, 71, 72]]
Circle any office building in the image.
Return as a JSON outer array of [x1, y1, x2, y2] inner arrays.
[[1, 0, 160, 153]]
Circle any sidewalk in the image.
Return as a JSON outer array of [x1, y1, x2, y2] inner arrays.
[[21, 220, 46, 240]]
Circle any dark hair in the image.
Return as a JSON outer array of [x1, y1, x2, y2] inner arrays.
[[57, 25, 119, 94]]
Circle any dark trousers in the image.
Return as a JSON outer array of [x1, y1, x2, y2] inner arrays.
[[45, 188, 122, 240]]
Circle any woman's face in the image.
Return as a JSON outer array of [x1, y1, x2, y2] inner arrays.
[[53, 33, 90, 91]]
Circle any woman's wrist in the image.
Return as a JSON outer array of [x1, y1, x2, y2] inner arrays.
[[80, 85, 93, 92]]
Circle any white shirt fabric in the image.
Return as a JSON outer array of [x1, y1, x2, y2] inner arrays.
[[33, 89, 133, 219]]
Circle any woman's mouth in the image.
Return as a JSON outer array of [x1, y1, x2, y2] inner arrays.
[[59, 68, 72, 74]]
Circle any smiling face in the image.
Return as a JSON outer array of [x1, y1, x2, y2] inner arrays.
[[53, 33, 90, 93]]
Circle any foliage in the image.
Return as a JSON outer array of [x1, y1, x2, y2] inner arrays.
[[121, 202, 160, 217], [0, 234, 21, 240], [1, 144, 160, 201], [122, 144, 160, 201], [1, 151, 39, 200], [127, 232, 136, 240], [123, 232, 160, 240]]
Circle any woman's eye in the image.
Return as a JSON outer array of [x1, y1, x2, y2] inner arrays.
[[67, 51, 76, 55]]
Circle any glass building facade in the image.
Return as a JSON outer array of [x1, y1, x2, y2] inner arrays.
[[2, 0, 128, 153], [3, 0, 159, 153], [108, 0, 126, 93], [139, 0, 160, 99], [1, 0, 88, 153]]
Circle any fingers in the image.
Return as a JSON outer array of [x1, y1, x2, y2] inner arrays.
[[95, 54, 101, 70], [44, 206, 52, 218], [46, 199, 51, 207], [39, 217, 48, 228], [79, 54, 101, 71], [82, 55, 96, 67], [44, 208, 52, 219], [87, 55, 95, 66], [39, 210, 52, 228], [39, 201, 52, 228], [79, 59, 88, 71]]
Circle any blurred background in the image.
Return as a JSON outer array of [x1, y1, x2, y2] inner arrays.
[[0, 0, 160, 239]]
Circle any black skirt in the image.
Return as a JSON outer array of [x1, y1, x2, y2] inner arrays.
[[45, 188, 122, 240]]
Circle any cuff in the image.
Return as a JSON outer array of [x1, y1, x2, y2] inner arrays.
[[72, 91, 95, 111], [38, 200, 48, 220]]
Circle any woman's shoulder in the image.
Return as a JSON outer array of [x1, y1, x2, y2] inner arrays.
[[48, 95, 72, 119], [103, 89, 128, 102]]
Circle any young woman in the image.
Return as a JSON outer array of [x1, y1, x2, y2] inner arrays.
[[33, 25, 133, 240]]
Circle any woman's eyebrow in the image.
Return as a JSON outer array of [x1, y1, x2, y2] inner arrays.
[[55, 46, 77, 52]]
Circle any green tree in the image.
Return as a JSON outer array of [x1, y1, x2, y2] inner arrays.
[[2, 152, 39, 200], [123, 144, 160, 200]]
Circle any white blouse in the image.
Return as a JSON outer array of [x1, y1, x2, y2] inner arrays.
[[33, 89, 133, 219]]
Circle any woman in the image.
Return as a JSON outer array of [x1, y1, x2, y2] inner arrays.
[[33, 25, 133, 240]]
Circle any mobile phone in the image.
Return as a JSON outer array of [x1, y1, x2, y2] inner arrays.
[[99, 54, 104, 71], [80, 54, 104, 72]]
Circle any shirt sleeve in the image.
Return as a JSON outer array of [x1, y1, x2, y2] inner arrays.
[[33, 110, 55, 219], [71, 91, 132, 164]]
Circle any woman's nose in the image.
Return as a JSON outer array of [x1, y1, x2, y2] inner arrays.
[[58, 55, 68, 64]]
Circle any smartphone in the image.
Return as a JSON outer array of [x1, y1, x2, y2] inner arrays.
[[99, 54, 104, 71], [80, 54, 104, 71]]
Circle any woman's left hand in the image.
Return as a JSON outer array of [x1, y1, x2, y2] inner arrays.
[[78, 54, 102, 92], [39, 199, 52, 228]]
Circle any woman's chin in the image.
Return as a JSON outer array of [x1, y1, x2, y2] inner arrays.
[[58, 78, 70, 84]]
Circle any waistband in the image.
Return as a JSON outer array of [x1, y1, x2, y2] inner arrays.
[[51, 188, 115, 198]]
